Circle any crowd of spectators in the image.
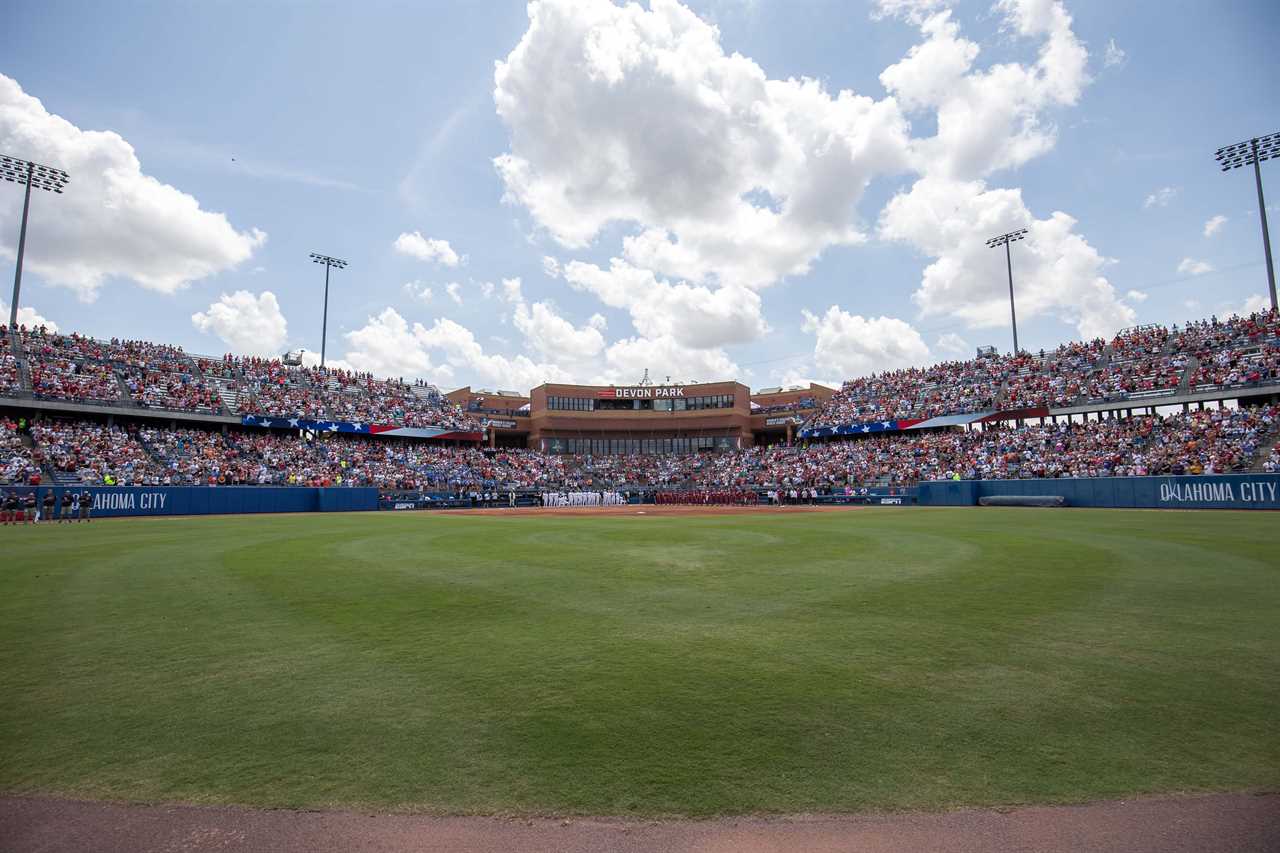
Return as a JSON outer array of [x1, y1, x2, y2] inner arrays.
[[139, 427, 261, 485], [809, 355, 1016, 426], [1079, 354, 1188, 401], [200, 354, 477, 428], [29, 358, 120, 403], [8, 311, 1280, 434], [1002, 340, 1104, 408], [0, 417, 40, 485], [31, 421, 166, 485], [1169, 310, 1280, 356], [807, 310, 1280, 429], [1190, 344, 1280, 390], [7, 326, 475, 429], [21, 327, 194, 369], [12, 404, 1275, 490], [122, 368, 222, 412], [1, 349, 19, 397]]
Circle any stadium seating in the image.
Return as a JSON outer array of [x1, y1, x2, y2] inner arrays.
[[6, 311, 1278, 432], [1, 350, 21, 398], [29, 357, 121, 404], [198, 354, 477, 428], [6, 326, 476, 429], [30, 421, 166, 486], [0, 417, 40, 485], [807, 309, 1280, 427], [3, 310, 1280, 491], [9, 403, 1277, 489]]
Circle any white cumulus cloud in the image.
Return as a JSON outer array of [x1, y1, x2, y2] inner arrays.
[[416, 316, 569, 389], [191, 290, 288, 357], [1203, 215, 1227, 237], [881, 176, 1134, 339], [0, 74, 265, 302], [1103, 38, 1127, 69], [1177, 258, 1214, 276], [393, 231, 462, 267], [494, 0, 1121, 377], [501, 277, 524, 304], [342, 307, 448, 381], [0, 298, 57, 331], [801, 306, 931, 377], [1143, 186, 1179, 209], [873, 0, 949, 24], [561, 259, 769, 349], [1222, 294, 1271, 318], [600, 334, 741, 385], [494, 0, 912, 289], [513, 299, 607, 363], [935, 331, 970, 355], [881, 1, 1089, 180], [402, 280, 433, 303]]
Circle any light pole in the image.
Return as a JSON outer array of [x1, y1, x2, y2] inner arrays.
[[1, 155, 69, 329], [1215, 132, 1279, 311], [985, 227, 1029, 354], [308, 253, 347, 367]]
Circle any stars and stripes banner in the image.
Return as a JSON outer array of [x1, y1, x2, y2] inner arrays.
[[242, 415, 379, 434], [798, 418, 923, 439], [240, 415, 480, 442], [798, 407, 1050, 439]]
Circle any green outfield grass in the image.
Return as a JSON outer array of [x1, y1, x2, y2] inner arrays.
[[0, 507, 1276, 816]]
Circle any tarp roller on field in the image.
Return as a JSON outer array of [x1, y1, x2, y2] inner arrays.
[[978, 495, 1067, 507]]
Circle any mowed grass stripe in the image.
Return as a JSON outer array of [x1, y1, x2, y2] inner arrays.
[[0, 508, 1275, 815]]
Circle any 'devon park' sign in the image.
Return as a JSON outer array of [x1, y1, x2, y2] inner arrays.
[[597, 386, 686, 399]]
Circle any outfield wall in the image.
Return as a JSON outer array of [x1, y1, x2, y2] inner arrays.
[[918, 474, 1280, 510], [7, 486, 379, 518]]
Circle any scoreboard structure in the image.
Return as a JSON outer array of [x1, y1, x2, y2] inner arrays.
[[529, 381, 751, 454], [448, 381, 834, 453]]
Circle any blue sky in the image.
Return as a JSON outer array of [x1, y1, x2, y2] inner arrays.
[[2, 0, 1278, 391]]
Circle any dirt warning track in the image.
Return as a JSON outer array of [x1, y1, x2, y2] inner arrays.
[[1, 793, 1276, 853]]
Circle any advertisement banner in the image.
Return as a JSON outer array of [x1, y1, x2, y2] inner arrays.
[[0, 486, 379, 518], [918, 474, 1280, 510]]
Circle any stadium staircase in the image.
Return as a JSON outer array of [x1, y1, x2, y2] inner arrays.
[[205, 376, 242, 415], [38, 438, 83, 485], [135, 433, 172, 469], [12, 337, 33, 395], [995, 375, 1012, 408], [185, 356, 232, 416], [1178, 357, 1200, 395], [1248, 419, 1280, 473], [111, 368, 134, 406]]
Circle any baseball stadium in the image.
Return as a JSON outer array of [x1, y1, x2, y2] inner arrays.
[[3, 2, 1280, 852]]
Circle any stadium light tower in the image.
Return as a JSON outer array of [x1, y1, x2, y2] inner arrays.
[[985, 227, 1029, 354], [1, 154, 70, 329], [309, 253, 348, 367], [1215, 132, 1280, 311]]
